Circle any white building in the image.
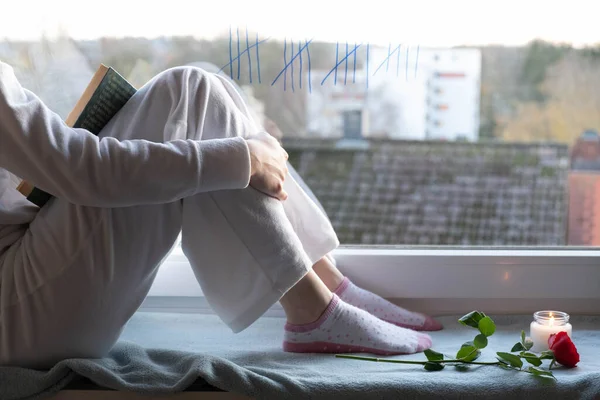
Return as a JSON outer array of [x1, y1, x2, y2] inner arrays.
[[305, 70, 369, 139], [306, 46, 481, 141]]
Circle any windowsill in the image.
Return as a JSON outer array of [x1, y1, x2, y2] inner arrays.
[[143, 246, 600, 316], [51, 312, 600, 399]]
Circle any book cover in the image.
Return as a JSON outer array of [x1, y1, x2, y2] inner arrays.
[[17, 65, 137, 207]]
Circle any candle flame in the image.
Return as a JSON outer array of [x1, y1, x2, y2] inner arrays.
[[550, 316, 555, 326]]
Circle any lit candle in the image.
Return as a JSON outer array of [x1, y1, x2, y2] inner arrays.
[[529, 311, 573, 353]]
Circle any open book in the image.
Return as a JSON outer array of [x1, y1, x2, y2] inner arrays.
[[17, 64, 137, 207]]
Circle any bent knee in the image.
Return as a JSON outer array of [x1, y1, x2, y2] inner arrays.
[[143, 66, 256, 140], [149, 66, 242, 113], [150, 66, 217, 98], [157, 65, 208, 83]]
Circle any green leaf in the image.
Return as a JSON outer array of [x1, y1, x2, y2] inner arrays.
[[454, 364, 470, 372], [539, 350, 555, 360], [525, 358, 543, 367], [456, 342, 481, 362], [458, 311, 486, 329], [474, 334, 488, 349], [520, 352, 543, 367], [496, 352, 523, 369], [519, 330, 534, 350], [478, 316, 496, 337], [549, 359, 556, 370], [424, 362, 445, 371], [511, 342, 526, 352], [526, 366, 556, 380], [424, 349, 444, 362]]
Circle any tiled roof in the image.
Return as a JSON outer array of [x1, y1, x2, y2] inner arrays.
[[285, 139, 569, 246]]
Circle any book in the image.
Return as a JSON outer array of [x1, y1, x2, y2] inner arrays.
[[16, 64, 137, 207]]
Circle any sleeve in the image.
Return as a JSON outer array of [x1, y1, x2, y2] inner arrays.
[[0, 63, 252, 208]]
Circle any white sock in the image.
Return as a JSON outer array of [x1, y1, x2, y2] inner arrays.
[[283, 294, 432, 355], [335, 278, 443, 331]]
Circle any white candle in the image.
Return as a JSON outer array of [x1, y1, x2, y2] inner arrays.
[[529, 311, 572, 353]]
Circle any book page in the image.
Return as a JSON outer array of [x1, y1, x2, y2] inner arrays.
[[65, 64, 109, 127]]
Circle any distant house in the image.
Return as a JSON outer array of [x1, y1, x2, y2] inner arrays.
[[570, 129, 600, 171], [568, 129, 600, 245], [286, 138, 568, 246], [305, 47, 481, 142]]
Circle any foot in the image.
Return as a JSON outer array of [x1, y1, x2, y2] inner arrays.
[[283, 294, 432, 355], [335, 278, 443, 331]]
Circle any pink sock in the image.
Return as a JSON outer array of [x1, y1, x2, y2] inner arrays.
[[283, 294, 432, 355], [335, 278, 443, 331]]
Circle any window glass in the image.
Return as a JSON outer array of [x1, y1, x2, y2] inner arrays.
[[1, 0, 598, 246]]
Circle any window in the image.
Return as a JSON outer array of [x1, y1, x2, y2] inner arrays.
[[2, 0, 599, 314]]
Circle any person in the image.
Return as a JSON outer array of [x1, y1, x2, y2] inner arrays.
[[0, 62, 441, 369]]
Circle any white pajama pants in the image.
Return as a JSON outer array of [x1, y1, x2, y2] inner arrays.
[[0, 67, 339, 369]]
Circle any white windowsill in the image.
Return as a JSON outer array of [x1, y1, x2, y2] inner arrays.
[[140, 246, 600, 316]]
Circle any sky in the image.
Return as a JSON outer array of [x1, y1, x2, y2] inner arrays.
[[0, 0, 598, 47]]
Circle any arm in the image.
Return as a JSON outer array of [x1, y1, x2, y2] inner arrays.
[[0, 63, 251, 207]]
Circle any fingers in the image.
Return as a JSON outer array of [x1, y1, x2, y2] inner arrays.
[[249, 174, 288, 201], [278, 165, 289, 180], [246, 134, 289, 201], [273, 181, 288, 201], [262, 187, 287, 201]]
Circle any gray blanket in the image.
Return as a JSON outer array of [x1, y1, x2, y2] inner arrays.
[[2, 312, 599, 400]]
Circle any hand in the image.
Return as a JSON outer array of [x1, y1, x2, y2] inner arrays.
[[246, 132, 289, 200]]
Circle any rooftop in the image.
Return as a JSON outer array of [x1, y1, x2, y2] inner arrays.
[[285, 138, 569, 246]]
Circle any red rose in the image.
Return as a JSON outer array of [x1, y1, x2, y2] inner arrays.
[[548, 331, 580, 368]]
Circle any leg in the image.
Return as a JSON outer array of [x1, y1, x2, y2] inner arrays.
[[279, 270, 333, 325], [197, 71, 440, 338], [287, 175, 441, 330], [208, 73, 439, 336], [311, 256, 442, 331], [207, 78, 436, 348], [312, 256, 345, 292], [278, 270, 432, 356], [174, 71, 339, 331], [0, 197, 183, 368]]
